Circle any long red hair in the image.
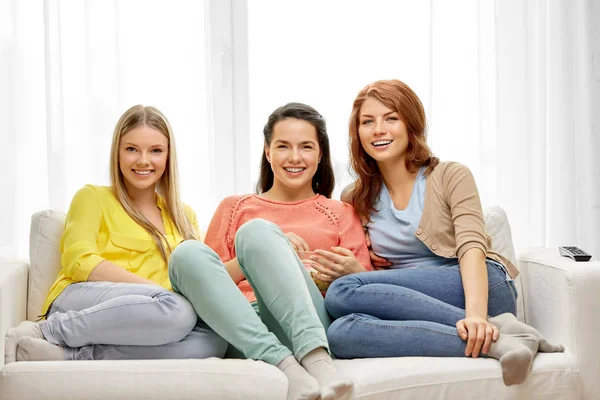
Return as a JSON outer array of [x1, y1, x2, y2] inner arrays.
[[348, 79, 439, 221]]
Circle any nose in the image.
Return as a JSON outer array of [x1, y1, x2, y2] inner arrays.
[[374, 119, 386, 135], [137, 151, 151, 166], [288, 148, 301, 163]]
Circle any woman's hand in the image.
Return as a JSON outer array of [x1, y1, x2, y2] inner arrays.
[[456, 316, 499, 358], [308, 247, 366, 281], [285, 232, 310, 252], [365, 231, 392, 269]]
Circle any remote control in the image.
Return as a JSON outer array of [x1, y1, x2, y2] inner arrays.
[[558, 246, 592, 262]]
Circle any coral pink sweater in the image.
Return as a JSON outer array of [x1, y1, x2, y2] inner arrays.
[[205, 194, 373, 302]]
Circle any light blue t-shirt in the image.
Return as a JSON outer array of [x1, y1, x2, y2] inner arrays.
[[368, 167, 459, 269]]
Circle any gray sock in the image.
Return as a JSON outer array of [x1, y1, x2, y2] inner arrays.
[[490, 313, 565, 353], [300, 348, 354, 400], [4, 321, 44, 364], [277, 355, 320, 400], [488, 333, 538, 386], [16, 337, 65, 361]]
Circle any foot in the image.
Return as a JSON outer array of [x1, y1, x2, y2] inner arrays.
[[489, 333, 538, 386], [301, 348, 354, 400], [16, 337, 65, 361], [277, 355, 320, 400], [490, 313, 565, 352], [4, 321, 44, 364]]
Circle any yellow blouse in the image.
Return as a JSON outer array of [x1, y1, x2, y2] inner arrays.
[[41, 185, 198, 315]]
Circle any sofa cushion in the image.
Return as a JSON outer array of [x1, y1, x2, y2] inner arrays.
[[483, 205, 525, 321], [27, 210, 65, 321], [0, 354, 578, 400]]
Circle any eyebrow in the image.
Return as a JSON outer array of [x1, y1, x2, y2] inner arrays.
[[360, 111, 398, 118], [122, 142, 167, 148], [273, 139, 317, 145]]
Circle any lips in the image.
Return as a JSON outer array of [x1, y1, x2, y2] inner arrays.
[[133, 169, 153, 176], [372, 140, 393, 147], [284, 167, 306, 174]]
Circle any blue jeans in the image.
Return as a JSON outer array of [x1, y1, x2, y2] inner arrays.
[[41, 281, 228, 360], [324, 260, 517, 358]]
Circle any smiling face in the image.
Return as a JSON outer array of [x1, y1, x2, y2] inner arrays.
[[358, 97, 409, 167], [119, 125, 169, 196], [264, 118, 321, 198]]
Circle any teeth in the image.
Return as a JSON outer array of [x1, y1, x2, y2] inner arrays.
[[373, 140, 393, 146], [285, 167, 304, 173], [134, 170, 152, 175]]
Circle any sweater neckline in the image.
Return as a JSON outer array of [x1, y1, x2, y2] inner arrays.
[[251, 193, 321, 205]]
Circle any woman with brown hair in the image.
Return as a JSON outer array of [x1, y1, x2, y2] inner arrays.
[[319, 80, 563, 386]]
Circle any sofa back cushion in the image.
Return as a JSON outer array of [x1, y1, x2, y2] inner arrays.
[[26, 206, 522, 320], [27, 210, 65, 320]]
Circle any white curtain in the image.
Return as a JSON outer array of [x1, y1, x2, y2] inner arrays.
[[0, 0, 218, 259], [495, 0, 599, 256], [243, 0, 599, 255]]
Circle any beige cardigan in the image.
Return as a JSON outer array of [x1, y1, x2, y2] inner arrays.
[[418, 161, 519, 278]]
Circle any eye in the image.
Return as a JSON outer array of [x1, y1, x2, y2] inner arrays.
[[361, 119, 373, 125], [387, 116, 399, 121], [125, 147, 137, 152], [277, 145, 288, 149], [151, 148, 164, 153], [302, 145, 314, 150]]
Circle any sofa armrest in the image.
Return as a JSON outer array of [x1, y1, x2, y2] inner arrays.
[[0, 259, 29, 369], [517, 247, 599, 400]]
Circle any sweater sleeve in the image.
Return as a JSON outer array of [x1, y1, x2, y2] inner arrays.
[[443, 163, 488, 260], [59, 186, 106, 282], [338, 203, 374, 271], [204, 196, 239, 262]]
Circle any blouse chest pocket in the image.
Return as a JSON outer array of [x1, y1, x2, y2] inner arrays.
[[106, 232, 154, 271]]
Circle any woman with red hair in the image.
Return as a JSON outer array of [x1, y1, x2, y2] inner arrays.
[[319, 79, 563, 386]]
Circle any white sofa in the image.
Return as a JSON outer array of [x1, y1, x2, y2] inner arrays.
[[0, 208, 594, 399]]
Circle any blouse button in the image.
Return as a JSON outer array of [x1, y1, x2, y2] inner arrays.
[[431, 244, 438, 250], [416, 229, 423, 235]]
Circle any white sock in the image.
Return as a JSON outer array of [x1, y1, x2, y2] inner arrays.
[[4, 321, 44, 364], [277, 355, 320, 400], [300, 348, 354, 400], [488, 333, 538, 386], [490, 313, 565, 353]]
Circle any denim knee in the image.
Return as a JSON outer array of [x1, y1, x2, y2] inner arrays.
[[169, 240, 223, 283], [326, 314, 358, 359], [154, 291, 198, 343], [235, 218, 280, 249], [325, 275, 359, 319]]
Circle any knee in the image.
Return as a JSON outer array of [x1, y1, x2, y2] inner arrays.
[[327, 315, 357, 359], [156, 292, 198, 342], [235, 218, 281, 248], [169, 240, 221, 281], [325, 275, 359, 319]]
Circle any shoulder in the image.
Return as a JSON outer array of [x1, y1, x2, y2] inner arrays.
[[70, 185, 114, 206], [215, 194, 255, 216], [429, 161, 474, 183], [314, 195, 357, 218]]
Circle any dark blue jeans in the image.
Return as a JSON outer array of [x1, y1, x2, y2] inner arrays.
[[325, 260, 517, 358]]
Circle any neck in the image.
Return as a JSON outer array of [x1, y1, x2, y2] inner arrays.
[[262, 181, 316, 202], [377, 157, 417, 194], [124, 183, 157, 209]]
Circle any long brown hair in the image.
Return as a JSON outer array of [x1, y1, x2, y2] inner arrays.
[[256, 102, 335, 198], [110, 105, 198, 263], [348, 80, 439, 221]]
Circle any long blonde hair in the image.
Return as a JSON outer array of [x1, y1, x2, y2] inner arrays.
[[109, 105, 197, 263]]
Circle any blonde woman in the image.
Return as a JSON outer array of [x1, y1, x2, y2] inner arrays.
[[4, 105, 227, 362]]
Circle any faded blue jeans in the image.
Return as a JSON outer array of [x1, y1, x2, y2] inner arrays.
[[41, 281, 228, 360], [324, 260, 517, 358]]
